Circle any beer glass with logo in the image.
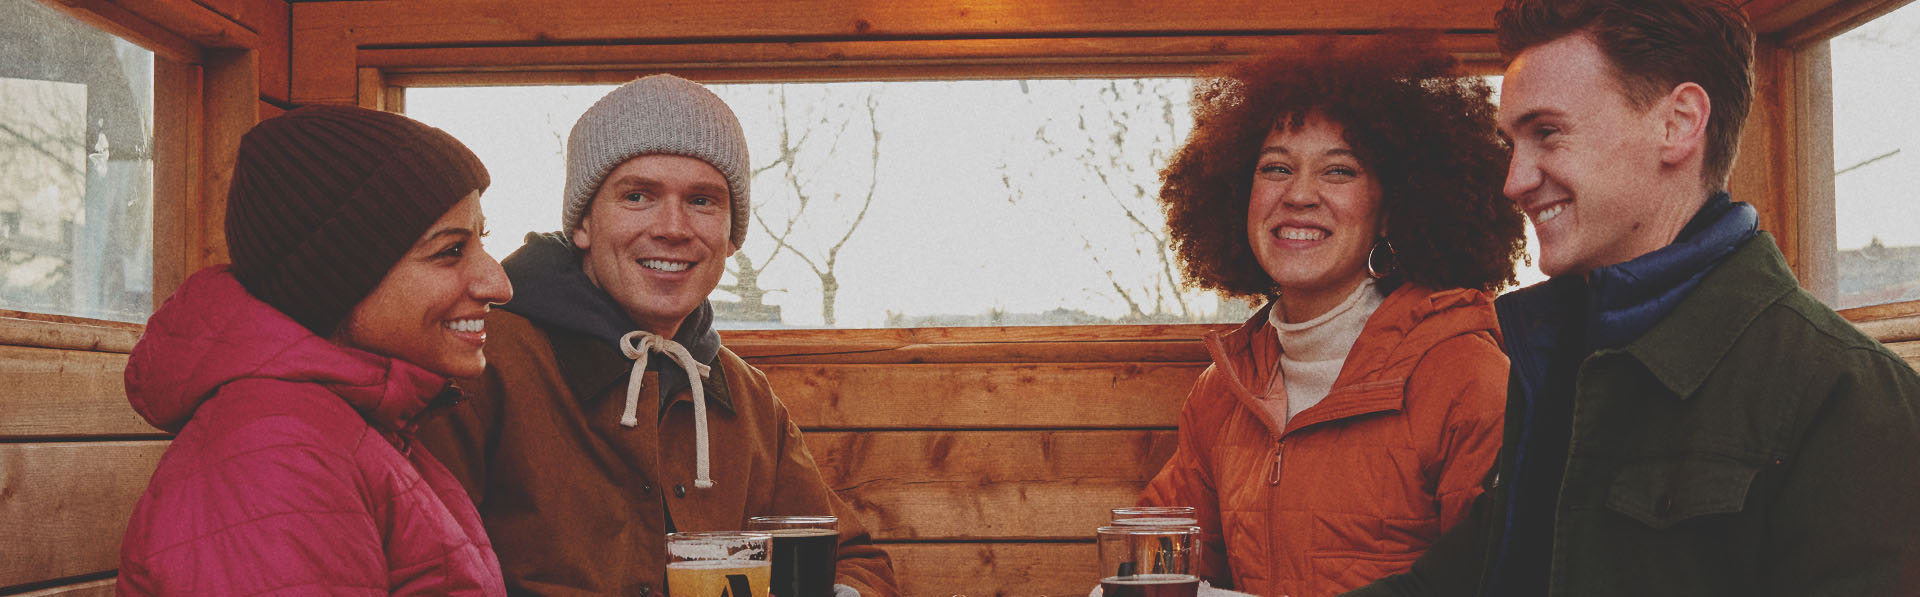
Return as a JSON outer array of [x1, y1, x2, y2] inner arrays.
[[1111, 506, 1198, 528], [746, 515, 838, 597], [1097, 524, 1201, 597], [667, 531, 772, 597]]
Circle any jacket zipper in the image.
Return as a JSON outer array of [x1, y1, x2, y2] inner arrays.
[[1266, 440, 1285, 486]]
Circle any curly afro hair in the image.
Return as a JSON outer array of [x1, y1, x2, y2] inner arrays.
[[1160, 36, 1528, 301]]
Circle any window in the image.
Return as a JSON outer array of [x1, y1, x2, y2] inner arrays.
[[411, 75, 1548, 329], [0, 0, 156, 323], [410, 79, 1257, 329], [1830, 0, 1920, 310]]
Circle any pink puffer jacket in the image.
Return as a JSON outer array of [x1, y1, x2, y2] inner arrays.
[[117, 267, 505, 595]]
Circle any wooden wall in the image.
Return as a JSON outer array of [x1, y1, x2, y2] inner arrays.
[[728, 325, 1218, 595], [0, 312, 156, 596]]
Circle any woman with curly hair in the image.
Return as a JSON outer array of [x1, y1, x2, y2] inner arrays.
[[1134, 37, 1527, 596]]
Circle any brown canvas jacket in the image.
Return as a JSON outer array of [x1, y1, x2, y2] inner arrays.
[[417, 309, 898, 596]]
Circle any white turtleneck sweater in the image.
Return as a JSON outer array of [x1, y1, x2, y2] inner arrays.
[[1260, 278, 1384, 427]]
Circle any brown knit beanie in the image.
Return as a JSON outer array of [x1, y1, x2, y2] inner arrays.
[[225, 105, 489, 336]]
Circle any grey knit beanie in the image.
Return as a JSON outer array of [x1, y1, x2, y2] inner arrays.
[[563, 74, 750, 248]]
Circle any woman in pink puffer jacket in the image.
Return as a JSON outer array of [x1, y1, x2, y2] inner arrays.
[[118, 105, 512, 595]]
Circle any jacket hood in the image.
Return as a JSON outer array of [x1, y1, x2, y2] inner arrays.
[[498, 231, 721, 398], [124, 266, 450, 433], [1204, 284, 1503, 435]]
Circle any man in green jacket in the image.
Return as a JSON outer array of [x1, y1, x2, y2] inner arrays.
[[1347, 0, 1920, 595], [416, 74, 898, 596]]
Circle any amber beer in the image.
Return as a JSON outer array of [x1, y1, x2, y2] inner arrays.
[[1099, 574, 1201, 597], [667, 531, 773, 597], [765, 528, 837, 597], [666, 560, 771, 597]]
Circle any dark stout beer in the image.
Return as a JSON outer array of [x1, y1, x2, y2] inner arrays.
[[765, 528, 837, 597], [1098, 574, 1200, 597]]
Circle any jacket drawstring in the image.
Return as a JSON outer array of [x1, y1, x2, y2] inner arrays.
[[619, 330, 715, 489]]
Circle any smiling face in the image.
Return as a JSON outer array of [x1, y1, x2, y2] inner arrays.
[[336, 192, 512, 378], [1246, 112, 1384, 323], [1499, 33, 1682, 277], [573, 154, 736, 337]]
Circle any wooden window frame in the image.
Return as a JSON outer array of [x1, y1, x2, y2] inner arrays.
[[1744, 0, 1920, 344], [2, 0, 263, 351]]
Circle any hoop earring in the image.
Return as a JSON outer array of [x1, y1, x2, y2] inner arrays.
[[1367, 237, 1395, 279]]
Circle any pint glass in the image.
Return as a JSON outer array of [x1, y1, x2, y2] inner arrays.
[[1097, 524, 1201, 597], [746, 515, 838, 597], [666, 531, 772, 597]]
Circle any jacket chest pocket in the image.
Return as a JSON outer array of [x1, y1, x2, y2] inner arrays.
[[1605, 456, 1764, 529]]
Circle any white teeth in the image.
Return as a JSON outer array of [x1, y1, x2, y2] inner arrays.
[[641, 259, 691, 272], [1278, 227, 1328, 241], [1535, 203, 1568, 224], [444, 319, 483, 333]]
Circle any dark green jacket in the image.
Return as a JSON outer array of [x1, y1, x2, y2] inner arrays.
[[1347, 233, 1920, 596]]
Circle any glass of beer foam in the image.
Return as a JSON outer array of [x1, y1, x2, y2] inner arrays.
[[746, 516, 839, 597], [1110, 506, 1199, 528], [667, 531, 772, 597], [1097, 524, 1201, 597]]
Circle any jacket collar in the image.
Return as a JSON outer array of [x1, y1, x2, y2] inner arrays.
[[546, 321, 735, 416], [1586, 193, 1757, 349], [1203, 283, 1501, 437], [1621, 231, 1796, 400], [125, 266, 451, 434]]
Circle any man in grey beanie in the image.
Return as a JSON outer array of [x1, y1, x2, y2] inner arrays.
[[417, 74, 900, 596]]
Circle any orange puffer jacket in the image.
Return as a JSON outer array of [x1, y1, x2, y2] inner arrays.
[[1140, 284, 1507, 597]]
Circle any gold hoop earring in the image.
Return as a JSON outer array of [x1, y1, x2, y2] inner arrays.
[[1367, 238, 1395, 279]]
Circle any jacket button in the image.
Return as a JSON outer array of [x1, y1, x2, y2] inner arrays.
[[638, 585, 652, 596], [675, 484, 688, 498], [641, 483, 654, 495], [1656, 495, 1674, 517]]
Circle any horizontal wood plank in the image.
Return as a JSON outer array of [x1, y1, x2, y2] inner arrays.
[[727, 324, 1225, 365], [737, 340, 1209, 365], [12, 578, 116, 597], [769, 363, 1199, 429], [885, 542, 1099, 597], [0, 441, 169, 589], [734, 323, 1229, 348], [0, 346, 157, 439], [300, 0, 1499, 47], [0, 312, 141, 353], [292, 0, 1501, 103], [365, 34, 1502, 75], [1843, 301, 1920, 344], [806, 430, 1176, 540], [1853, 313, 1920, 345]]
